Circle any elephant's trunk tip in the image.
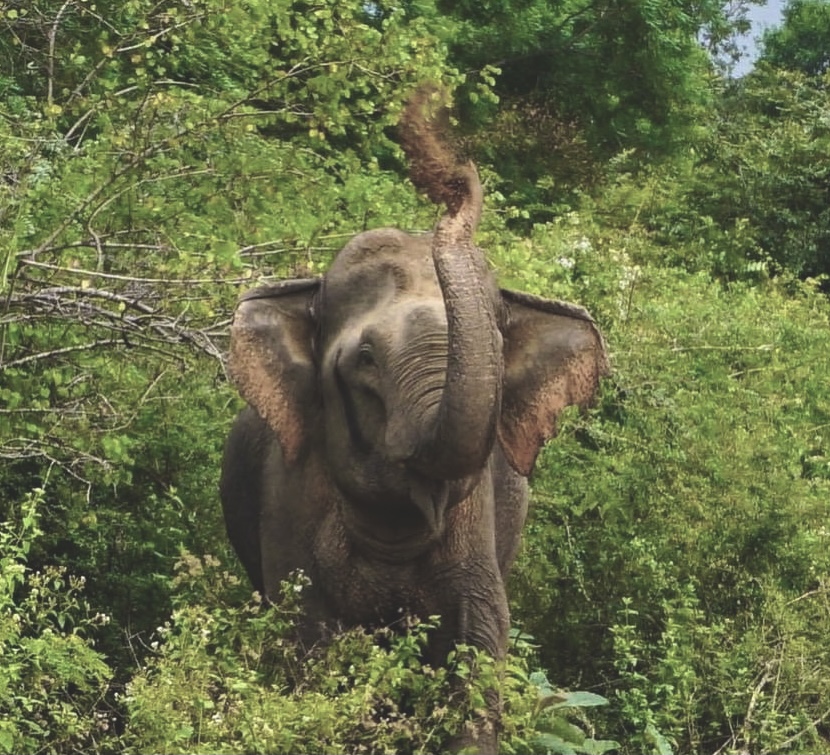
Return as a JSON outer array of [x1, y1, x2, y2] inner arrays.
[[398, 84, 482, 227]]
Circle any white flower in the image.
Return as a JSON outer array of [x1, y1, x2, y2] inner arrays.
[[619, 265, 641, 288], [574, 236, 592, 253]]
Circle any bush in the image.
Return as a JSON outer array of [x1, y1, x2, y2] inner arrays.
[[0, 489, 112, 755], [0, 511, 616, 755], [510, 262, 830, 754], [120, 553, 617, 755]]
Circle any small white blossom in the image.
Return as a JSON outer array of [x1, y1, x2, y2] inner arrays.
[[619, 264, 641, 288], [557, 256, 575, 269], [574, 236, 592, 253]]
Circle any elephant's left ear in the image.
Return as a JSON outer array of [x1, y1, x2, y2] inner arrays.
[[228, 279, 321, 464], [499, 289, 610, 476]]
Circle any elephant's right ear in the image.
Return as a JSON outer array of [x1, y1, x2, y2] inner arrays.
[[228, 279, 321, 463]]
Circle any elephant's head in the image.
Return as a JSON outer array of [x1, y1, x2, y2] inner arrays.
[[227, 95, 608, 538], [227, 238, 607, 530]]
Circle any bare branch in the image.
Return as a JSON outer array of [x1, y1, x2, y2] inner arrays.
[[18, 259, 253, 286], [3, 279, 230, 369], [0, 339, 122, 371], [763, 706, 830, 754], [36, 286, 158, 313], [47, 0, 74, 107]]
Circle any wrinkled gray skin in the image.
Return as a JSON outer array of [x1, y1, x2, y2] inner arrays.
[[220, 166, 608, 753]]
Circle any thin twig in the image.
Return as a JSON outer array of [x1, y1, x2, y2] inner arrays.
[[35, 286, 157, 313], [761, 707, 830, 754], [786, 583, 830, 605], [739, 661, 776, 751], [671, 344, 774, 352], [18, 259, 252, 285], [47, 0, 73, 107], [0, 339, 122, 370]]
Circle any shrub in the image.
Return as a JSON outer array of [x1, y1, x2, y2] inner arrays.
[[0, 489, 112, 755], [511, 264, 830, 754], [121, 553, 616, 755]]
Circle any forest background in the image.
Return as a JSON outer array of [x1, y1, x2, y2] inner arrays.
[[2, 0, 830, 753]]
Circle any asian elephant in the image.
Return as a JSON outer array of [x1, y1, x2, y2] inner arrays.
[[220, 89, 609, 752]]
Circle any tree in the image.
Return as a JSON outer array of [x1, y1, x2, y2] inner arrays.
[[407, 0, 749, 224], [445, 0, 717, 149], [759, 0, 830, 76], [602, 65, 830, 281]]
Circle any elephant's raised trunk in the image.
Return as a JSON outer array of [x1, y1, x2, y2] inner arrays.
[[422, 166, 503, 479], [399, 89, 503, 479]]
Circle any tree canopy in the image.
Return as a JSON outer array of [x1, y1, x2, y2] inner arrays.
[[759, 0, 830, 76]]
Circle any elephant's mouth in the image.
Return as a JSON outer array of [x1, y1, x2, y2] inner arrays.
[[338, 474, 452, 560], [409, 475, 450, 534]]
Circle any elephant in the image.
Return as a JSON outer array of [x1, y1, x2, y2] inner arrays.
[[220, 90, 609, 752]]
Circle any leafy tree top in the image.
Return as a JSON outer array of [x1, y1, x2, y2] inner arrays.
[[759, 0, 830, 76]]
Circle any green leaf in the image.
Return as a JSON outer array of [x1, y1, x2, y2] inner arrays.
[[551, 691, 610, 709], [538, 688, 610, 713], [0, 727, 15, 754], [646, 723, 674, 755], [546, 716, 587, 745], [533, 732, 578, 755], [582, 740, 621, 755]]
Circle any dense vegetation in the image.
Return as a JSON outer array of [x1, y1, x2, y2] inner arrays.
[[1, 0, 829, 753]]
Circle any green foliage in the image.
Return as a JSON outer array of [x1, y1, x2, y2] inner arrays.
[[583, 67, 830, 282], [2, 1, 830, 753], [510, 255, 830, 753], [119, 554, 613, 755], [523, 666, 620, 755], [0, 0, 457, 660], [0, 526, 615, 755], [122, 566, 469, 754], [0, 489, 112, 755], [759, 0, 830, 76], [445, 0, 719, 151], [432, 0, 727, 220]]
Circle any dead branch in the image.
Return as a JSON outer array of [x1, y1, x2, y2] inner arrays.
[[18, 258, 252, 286], [47, 0, 73, 107], [0, 339, 123, 370]]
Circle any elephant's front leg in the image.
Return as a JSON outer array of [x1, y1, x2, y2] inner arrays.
[[430, 564, 510, 754]]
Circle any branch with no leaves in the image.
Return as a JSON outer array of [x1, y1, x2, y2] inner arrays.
[[2, 285, 228, 370], [0, 339, 123, 371], [18, 257, 253, 286], [47, 0, 73, 107]]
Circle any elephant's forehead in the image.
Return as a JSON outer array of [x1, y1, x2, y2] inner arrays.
[[325, 228, 439, 300]]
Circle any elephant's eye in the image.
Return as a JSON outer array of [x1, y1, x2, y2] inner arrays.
[[357, 343, 376, 368]]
